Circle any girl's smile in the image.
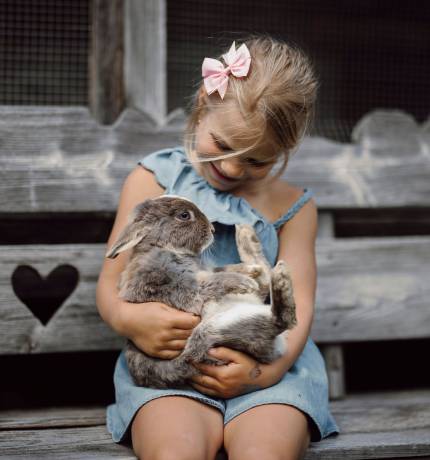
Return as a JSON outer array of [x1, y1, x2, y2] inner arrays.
[[208, 161, 243, 185]]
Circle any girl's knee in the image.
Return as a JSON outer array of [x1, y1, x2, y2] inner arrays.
[[132, 427, 211, 460], [224, 404, 311, 460], [131, 398, 223, 460]]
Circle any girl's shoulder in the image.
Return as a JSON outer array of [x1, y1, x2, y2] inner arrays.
[[137, 146, 188, 192], [267, 179, 316, 229]]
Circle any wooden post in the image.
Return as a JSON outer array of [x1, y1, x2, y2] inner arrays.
[[89, 0, 125, 125], [317, 211, 346, 400], [124, 0, 167, 125]]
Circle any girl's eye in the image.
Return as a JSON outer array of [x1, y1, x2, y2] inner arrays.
[[176, 210, 192, 221], [244, 157, 269, 167], [212, 136, 232, 152]]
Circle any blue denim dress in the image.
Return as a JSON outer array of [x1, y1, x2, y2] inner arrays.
[[107, 146, 339, 444]]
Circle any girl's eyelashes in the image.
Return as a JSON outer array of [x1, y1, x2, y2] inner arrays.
[[243, 157, 271, 167], [210, 133, 232, 152], [214, 140, 231, 152]]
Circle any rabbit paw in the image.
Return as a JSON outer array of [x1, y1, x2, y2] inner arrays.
[[235, 224, 266, 264], [271, 260, 297, 327]]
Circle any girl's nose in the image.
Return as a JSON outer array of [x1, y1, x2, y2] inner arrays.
[[219, 159, 245, 178]]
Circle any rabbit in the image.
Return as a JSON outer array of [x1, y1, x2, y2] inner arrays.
[[105, 195, 297, 389]]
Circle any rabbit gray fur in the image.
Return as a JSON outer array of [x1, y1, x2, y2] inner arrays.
[[106, 195, 297, 389]]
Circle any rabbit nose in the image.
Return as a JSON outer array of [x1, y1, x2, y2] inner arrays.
[[210, 223, 215, 233]]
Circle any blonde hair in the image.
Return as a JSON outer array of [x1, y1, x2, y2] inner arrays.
[[183, 34, 319, 178]]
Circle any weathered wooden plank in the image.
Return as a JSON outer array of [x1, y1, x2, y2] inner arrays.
[[322, 345, 346, 400], [306, 429, 430, 459], [0, 425, 135, 459], [0, 406, 106, 430], [317, 212, 346, 400], [330, 389, 430, 434], [0, 244, 125, 354], [0, 107, 182, 213], [89, 0, 125, 124], [1, 236, 429, 354], [313, 236, 430, 343], [125, 0, 167, 124], [1, 390, 429, 459], [288, 110, 430, 209], [0, 108, 429, 212]]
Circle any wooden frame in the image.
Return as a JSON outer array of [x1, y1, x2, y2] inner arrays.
[[89, 0, 125, 124]]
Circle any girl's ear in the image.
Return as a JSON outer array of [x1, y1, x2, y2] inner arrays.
[[105, 223, 148, 259]]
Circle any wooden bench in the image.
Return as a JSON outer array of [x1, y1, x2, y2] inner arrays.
[[0, 107, 429, 459]]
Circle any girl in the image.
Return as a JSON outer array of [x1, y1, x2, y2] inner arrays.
[[97, 35, 339, 460]]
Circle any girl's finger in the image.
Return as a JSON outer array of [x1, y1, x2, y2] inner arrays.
[[189, 381, 220, 398], [190, 373, 221, 390], [209, 347, 246, 364], [165, 339, 188, 350], [171, 328, 193, 339], [170, 314, 201, 330], [193, 362, 225, 380]]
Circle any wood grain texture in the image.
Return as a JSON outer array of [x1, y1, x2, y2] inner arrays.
[[322, 345, 346, 400], [313, 236, 430, 342], [0, 426, 134, 459], [0, 406, 106, 430], [1, 390, 429, 459], [89, 0, 125, 124], [0, 107, 428, 212], [125, 0, 167, 124], [0, 244, 125, 354], [1, 235, 429, 354]]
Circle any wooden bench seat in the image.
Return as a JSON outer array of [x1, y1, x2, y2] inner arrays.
[[1, 106, 429, 458], [1, 389, 429, 459]]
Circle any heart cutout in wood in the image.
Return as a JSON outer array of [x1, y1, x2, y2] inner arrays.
[[11, 264, 79, 326]]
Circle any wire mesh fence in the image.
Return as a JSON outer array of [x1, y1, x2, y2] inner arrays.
[[0, 0, 89, 105]]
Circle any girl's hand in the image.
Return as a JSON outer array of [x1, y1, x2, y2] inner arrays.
[[118, 300, 201, 360], [187, 347, 276, 399]]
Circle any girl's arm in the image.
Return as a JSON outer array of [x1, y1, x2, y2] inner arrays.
[[259, 197, 318, 387], [96, 165, 200, 359]]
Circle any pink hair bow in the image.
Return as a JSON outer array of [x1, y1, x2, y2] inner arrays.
[[202, 41, 251, 99]]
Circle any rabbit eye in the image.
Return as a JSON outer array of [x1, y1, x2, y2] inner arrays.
[[176, 210, 194, 221]]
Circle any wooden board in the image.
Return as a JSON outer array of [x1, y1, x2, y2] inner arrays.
[[0, 107, 429, 212], [1, 390, 429, 459], [0, 425, 135, 459], [0, 244, 125, 354], [0, 236, 429, 354], [313, 236, 430, 342], [89, 0, 125, 125], [0, 406, 106, 430]]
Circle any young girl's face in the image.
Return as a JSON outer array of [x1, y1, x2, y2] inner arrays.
[[193, 112, 277, 193]]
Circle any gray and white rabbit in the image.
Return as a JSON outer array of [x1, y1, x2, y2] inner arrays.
[[106, 195, 297, 389]]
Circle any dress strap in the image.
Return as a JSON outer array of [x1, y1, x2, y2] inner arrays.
[[273, 188, 314, 229]]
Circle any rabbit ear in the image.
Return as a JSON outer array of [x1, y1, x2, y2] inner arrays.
[[105, 223, 147, 259]]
